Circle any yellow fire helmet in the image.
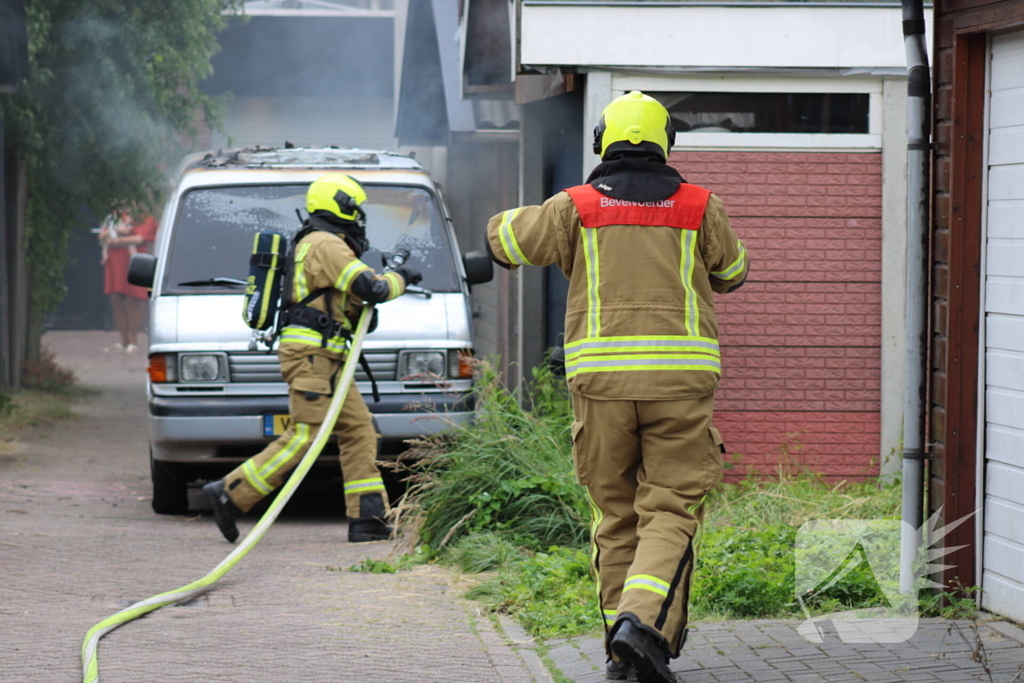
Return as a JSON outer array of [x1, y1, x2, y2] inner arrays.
[[306, 173, 368, 222], [592, 90, 676, 160]]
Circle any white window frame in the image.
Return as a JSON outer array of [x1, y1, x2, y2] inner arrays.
[[611, 74, 884, 151]]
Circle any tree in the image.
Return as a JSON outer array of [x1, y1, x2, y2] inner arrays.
[[1, 0, 239, 346]]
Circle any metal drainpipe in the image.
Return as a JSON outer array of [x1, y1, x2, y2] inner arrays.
[[900, 0, 931, 594]]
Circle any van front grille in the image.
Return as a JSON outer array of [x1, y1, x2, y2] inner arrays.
[[227, 351, 398, 383]]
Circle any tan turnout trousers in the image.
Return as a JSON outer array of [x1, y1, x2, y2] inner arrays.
[[573, 392, 722, 657], [224, 353, 387, 520]]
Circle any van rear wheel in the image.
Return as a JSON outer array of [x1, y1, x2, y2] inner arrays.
[[150, 448, 189, 515]]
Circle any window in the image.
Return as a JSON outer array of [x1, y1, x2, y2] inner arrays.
[[649, 92, 870, 134], [163, 184, 459, 294]]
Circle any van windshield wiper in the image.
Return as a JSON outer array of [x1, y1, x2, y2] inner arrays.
[[177, 278, 247, 287]]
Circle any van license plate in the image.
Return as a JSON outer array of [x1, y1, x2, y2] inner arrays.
[[263, 414, 291, 437]]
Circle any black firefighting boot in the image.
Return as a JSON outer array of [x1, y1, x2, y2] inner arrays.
[[347, 492, 393, 543], [202, 479, 239, 543], [610, 613, 675, 683], [606, 659, 636, 681]]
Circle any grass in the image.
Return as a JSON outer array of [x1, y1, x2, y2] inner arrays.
[[374, 361, 953, 639], [0, 349, 84, 450]]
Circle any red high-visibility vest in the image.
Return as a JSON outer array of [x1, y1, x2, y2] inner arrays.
[[565, 183, 711, 231]]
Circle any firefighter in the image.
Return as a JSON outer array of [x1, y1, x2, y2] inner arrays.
[[485, 92, 747, 683], [203, 173, 422, 544]]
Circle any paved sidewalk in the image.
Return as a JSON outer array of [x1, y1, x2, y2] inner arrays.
[[544, 618, 1024, 682], [0, 331, 542, 683]]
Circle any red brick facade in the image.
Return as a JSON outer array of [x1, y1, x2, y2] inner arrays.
[[669, 150, 883, 477]]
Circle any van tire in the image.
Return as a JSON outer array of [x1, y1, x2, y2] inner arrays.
[[151, 449, 189, 515]]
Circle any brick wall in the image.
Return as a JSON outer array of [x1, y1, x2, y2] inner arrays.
[[669, 150, 883, 477]]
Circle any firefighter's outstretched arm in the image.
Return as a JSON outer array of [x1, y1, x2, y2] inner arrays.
[[701, 194, 749, 293], [485, 193, 575, 274], [329, 247, 420, 304]]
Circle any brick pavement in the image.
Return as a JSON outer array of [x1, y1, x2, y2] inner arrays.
[[544, 618, 1024, 682], [0, 331, 541, 683]]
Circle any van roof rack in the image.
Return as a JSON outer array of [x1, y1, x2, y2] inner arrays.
[[194, 146, 423, 171]]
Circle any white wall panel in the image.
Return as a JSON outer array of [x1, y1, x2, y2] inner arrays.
[[983, 28, 1024, 626], [520, 5, 929, 69], [987, 424, 1024, 468], [987, 314, 1024, 352]]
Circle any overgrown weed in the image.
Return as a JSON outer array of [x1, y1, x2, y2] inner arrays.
[[392, 360, 909, 638]]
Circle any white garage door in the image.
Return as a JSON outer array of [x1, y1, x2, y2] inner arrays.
[[982, 29, 1024, 623]]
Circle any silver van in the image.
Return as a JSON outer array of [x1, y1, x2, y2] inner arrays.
[[130, 147, 493, 514]]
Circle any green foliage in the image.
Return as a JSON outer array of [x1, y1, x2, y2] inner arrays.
[[403, 361, 587, 552], [398, 361, 910, 637], [920, 583, 981, 619], [1, 0, 240, 323], [464, 545, 599, 639]]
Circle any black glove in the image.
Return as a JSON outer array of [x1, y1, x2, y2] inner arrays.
[[394, 266, 422, 286]]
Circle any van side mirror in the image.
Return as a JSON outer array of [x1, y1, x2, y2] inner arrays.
[[463, 251, 493, 286], [128, 253, 157, 288]]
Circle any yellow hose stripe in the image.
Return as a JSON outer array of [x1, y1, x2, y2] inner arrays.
[[81, 306, 377, 683]]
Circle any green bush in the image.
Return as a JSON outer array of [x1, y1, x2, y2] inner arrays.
[[397, 360, 905, 637], [402, 361, 586, 553]]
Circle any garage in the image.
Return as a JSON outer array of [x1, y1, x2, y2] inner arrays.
[[981, 28, 1024, 623]]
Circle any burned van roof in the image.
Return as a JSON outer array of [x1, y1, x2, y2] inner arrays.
[[185, 147, 424, 172]]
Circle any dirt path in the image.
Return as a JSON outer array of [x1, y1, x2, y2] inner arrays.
[[0, 331, 540, 683]]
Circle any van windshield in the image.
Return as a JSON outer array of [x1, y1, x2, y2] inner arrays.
[[162, 184, 459, 293]]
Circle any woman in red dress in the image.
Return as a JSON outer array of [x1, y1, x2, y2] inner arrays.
[[100, 214, 158, 353]]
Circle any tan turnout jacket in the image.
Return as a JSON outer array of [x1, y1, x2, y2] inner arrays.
[[279, 230, 404, 362], [486, 183, 747, 401]]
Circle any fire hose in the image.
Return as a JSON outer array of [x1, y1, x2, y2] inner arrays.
[[80, 302, 376, 683]]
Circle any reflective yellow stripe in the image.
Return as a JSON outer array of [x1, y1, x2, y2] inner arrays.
[[680, 230, 699, 336], [711, 242, 747, 280], [293, 243, 313, 301], [259, 233, 280, 328], [566, 356, 721, 378], [498, 208, 531, 265], [344, 477, 385, 495], [603, 609, 617, 625], [565, 337, 720, 360], [335, 260, 371, 292], [623, 574, 671, 598], [566, 334, 719, 349], [258, 423, 311, 482], [383, 271, 403, 300], [242, 459, 272, 496], [585, 489, 606, 629], [582, 227, 601, 338], [280, 326, 349, 353]]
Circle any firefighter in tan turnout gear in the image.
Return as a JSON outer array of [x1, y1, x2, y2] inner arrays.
[[486, 92, 748, 683], [204, 174, 422, 544]]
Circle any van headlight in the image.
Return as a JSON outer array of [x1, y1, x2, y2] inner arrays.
[[179, 354, 225, 382], [398, 351, 445, 380]]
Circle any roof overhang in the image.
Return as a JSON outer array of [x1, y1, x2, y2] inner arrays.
[[520, 2, 932, 70]]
